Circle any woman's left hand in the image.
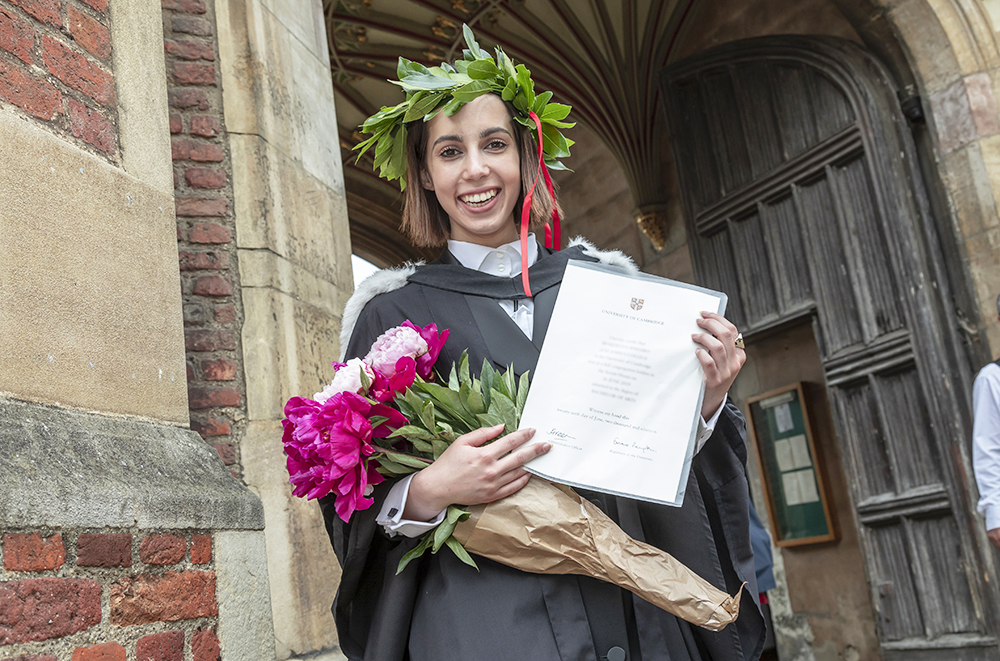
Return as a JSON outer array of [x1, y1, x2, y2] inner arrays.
[[692, 311, 746, 419]]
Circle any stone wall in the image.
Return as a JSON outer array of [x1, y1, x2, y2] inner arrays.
[[0, 0, 277, 657], [0, 0, 118, 159]]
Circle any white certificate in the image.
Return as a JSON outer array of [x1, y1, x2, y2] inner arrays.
[[522, 261, 727, 506]]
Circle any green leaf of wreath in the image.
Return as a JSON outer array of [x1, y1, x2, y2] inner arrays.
[[467, 59, 501, 80]]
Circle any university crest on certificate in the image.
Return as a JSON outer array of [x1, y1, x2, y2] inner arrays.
[[522, 261, 727, 506]]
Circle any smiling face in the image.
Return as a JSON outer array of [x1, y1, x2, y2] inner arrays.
[[420, 94, 522, 248]]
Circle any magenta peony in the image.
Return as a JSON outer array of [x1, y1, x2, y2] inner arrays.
[[402, 320, 449, 380], [282, 391, 407, 521]]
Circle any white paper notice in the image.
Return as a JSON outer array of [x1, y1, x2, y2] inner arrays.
[[521, 261, 727, 506], [774, 403, 794, 433], [788, 434, 812, 469], [782, 468, 820, 506]]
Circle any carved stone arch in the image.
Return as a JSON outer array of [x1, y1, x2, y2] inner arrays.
[[663, 35, 999, 658]]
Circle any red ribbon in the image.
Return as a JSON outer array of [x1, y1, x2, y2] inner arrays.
[[520, 111, 561, 298]]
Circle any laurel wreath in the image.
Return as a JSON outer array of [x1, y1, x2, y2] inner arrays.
[[355, 24, 575, 191]]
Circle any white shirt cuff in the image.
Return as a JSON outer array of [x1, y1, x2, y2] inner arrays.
[[695, 395, 727, 454], [376, 474, 446, 538]]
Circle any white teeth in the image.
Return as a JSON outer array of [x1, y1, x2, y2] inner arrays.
[[461, 189, 498, 205]]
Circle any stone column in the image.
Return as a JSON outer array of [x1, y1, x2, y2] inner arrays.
[[215, 0, 354, 658]]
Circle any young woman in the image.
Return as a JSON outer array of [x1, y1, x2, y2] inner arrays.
[[321, 56, 764, 661]]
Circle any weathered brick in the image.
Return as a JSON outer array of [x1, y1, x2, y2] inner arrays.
[[201, 357, 237, 381], [140, 534, 186, 565], [0, 59, 62, 120], [171, 16, 211, 36], [10, 654, 58, 661], [185, 167, 226, 189], [0, 7, 34, 64], [162, 0, 207, 12], [171, 139, 223, 162], [174, 62, 215, 86], [109, 570, 218, 625], [41, 36, 115, 106], [176, 196, 228, 217], [179, 249, 228, 271], [189, 222, 231, 244], [169, 113, 182, 134], [183, 302, 208, 325], [68, 5, 110, 60], [68, 98, 115, 154], [214, 304, 235, 323], [189, 535, 212, 564], [190, 115, 220, 137], [164, 39, 214, 61], [185, 329, 237, 352], [188, 387, 241, 410], [211, 442, 235, 464], [191, 417, 231, 438], [76, 533, 132, 567], [79, 0, 108, 12], [0, 578, 102, 644], [186, 360, 195, 380], [8, 0, 60, 27], [192, 629, 221, 661], [137, 630, 184, 661], [169, 87, 208, 110], [71, 642, 126, 661], [192, 275, 232, 297], [3, 533, 65, 571]]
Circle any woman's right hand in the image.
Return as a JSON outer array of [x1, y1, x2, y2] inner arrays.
[[403, 424, 551, 521]]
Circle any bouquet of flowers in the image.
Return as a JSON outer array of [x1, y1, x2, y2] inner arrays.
[[282, 321, 743, 631]]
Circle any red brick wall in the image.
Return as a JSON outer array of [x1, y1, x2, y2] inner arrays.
[[0, 530, 221, 660], [162, 0, 246, 478], [0, 0, 117, 159]]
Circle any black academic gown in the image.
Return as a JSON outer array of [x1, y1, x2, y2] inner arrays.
[[320, 243, 766, 661]]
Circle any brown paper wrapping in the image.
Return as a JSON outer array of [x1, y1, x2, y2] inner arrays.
[[452, 477, 743, 631]]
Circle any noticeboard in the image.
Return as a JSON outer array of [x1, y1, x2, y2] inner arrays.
[[746, 383, 836, 547]]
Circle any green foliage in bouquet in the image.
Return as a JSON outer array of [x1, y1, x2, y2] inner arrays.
[[353, 24, 575, 191], [369, 351, 530, 573]]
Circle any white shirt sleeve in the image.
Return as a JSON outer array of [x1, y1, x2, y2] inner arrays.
[[695, 395, 727, 454], [376, 474, 446, 538], [973, 364, 1000, 530]]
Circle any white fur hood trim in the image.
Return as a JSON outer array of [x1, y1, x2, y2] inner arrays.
[[339, 262, 422, 360], [338, 238, 637, 359], [567, 236, 639, 275]]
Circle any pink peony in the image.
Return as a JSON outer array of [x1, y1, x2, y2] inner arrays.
[[370, 356, 417, 402], [365, 325, 429, 375], [314, 358, 375, 403]]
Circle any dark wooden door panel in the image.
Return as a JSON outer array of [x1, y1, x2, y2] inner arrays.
[[662, 36, 997, 657]]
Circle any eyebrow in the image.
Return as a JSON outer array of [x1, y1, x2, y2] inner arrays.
[[431, 126, 513, 149]]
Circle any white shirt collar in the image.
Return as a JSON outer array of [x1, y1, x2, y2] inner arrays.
[[447, 234, 538, 277]]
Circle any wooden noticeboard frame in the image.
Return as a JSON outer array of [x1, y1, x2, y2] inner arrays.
[[746, 383, 836, 547]]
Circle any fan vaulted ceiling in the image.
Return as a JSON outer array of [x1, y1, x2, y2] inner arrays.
[[325, 0, 692, 265]]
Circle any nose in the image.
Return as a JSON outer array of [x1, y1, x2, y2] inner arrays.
[[464, 149, 489, 180]]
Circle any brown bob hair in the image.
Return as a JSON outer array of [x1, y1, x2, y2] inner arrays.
[[400, 98, 563, 247]]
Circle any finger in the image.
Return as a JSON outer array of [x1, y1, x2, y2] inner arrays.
[[489, 427, 537, 460], [693, 332, 729, 368], [695, 347, 719, 381], [496, 436, 550, 474], [488, 471, 533, 502], [700, 311, 738, 334], [458, 423, 505, 447], [697, 316, 737, 344]]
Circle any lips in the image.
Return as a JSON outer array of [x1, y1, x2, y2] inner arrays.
[[459, 188, 499, 207]]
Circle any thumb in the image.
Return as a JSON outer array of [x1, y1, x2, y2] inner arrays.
[[459, 423, 506, 447]]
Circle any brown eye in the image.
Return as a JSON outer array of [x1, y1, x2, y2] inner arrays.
[[487, 139, 507, 150], [439, 146, 460, 158]]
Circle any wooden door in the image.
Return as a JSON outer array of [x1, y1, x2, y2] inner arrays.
[[662, 36, 998, 660]]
